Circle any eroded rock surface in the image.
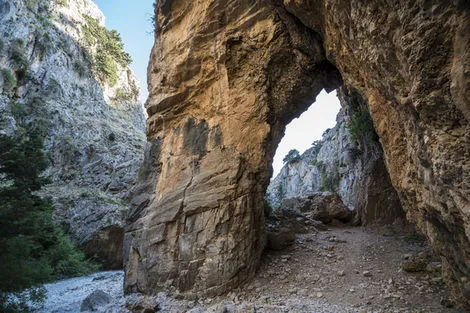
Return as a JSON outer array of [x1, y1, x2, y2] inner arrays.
[[125, 0, 470, 305]]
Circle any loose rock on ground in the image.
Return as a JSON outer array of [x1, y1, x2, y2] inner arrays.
[[40, 225, 466, 312]]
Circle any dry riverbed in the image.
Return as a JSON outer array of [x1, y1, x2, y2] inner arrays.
[[40, 226, 465, 312]]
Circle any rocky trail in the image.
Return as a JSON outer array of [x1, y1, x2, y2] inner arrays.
[[40, 225, 464, 313], [231, 225, 462, 313]]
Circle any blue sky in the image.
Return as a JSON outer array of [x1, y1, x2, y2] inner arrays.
[[94, 1, 341, 177]]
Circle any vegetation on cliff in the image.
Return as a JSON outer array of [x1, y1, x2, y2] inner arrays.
[[81, 14, 132, 86]]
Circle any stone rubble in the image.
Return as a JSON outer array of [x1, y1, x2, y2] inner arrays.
[[42, 226, 466, 313]]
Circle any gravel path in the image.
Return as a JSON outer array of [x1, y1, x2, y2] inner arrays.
[[40, 226, 466, 312]]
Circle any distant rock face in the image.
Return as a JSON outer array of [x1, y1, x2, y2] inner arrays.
[[125, 0, 470, 305], [267, 95, 405, 225], [0, 0, 146, 268]]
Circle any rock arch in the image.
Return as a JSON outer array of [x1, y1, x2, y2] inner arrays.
[[124, 0, 470, 305]]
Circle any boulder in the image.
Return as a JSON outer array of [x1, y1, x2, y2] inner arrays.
[[80, 290, 113, 312], [401, 253, 430, 273], [280, 193, 353, 224]]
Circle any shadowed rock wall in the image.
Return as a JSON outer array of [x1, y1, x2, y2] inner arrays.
[[125, 0, 470, 304]]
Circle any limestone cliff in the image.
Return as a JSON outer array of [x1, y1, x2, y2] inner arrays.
[[0, 0, 146, 269], [125, 0, 470, 306], [267, 90, 404, 225]]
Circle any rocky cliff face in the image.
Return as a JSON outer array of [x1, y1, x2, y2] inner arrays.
[[267, 90, 404, 225], [0, 0, 146, 269], [125, 0, 470, 305]]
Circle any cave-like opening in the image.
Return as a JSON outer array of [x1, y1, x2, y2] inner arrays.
[[266, 85, 405, 226], [271, 89, 341, 178], [257, 85, 443, 313]]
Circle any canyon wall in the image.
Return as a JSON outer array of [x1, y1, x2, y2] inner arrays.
[[125, 0, 470, 304], [0, 0, 146, 269]]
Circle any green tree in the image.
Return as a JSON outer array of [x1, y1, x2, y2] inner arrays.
[[81, 14, 132, 86], [283, 149, 300, 164], [0, 104, 98, 312]]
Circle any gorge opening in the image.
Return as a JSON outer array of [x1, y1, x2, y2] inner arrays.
[[271, 89, 341, 178]]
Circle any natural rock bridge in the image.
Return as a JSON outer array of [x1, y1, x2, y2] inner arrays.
[[123, 0, 470, 306]]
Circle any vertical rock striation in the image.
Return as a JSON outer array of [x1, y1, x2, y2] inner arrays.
[[125, 0, 342, 296], [126, 0, 470, 305]]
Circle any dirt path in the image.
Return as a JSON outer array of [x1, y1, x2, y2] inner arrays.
[[40, 226, 465, 312], [197, 225, 464, 313]]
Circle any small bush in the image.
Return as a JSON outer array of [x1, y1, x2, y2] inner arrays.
[[130, 81, 139, 98], [1, 68, 17, 94], [58, 39, 72, 58], [10, 102, 26, 119], [46, 78, 62, 97], [310, 158, 323, 167], [276, 184, 285, 203], [0, 39, 4, 52], [73, 60, 89, 78], [95, 52, 118, 86], [108, 132, 116, 141], [106, 30, 132, 66], [32, 116, 51, 137], [11, 39, 29, 67], [321, 172, 339, 192], [311, 140, 322, 155], [36, 35, 51, 61], [10, 39, 30, 82], [150, 2, 158, 32], [56, 0, 68, 7], [348, 107, 378, 143], [25, 0, 37, 11], [11, 96, 51, 137], [115, 88, 134, 102]]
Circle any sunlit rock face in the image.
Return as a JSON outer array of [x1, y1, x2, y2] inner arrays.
[[125, 0, 470, 305]]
